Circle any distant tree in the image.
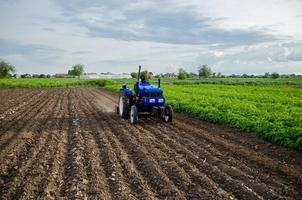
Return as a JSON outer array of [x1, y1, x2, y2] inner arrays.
[[271, 72, 280, 79], [20, 74, 31, 78], [68, 64, 85, 77], [178, 68, 188, 80], [198, 64, 212, 78], [39, 74, 46, 78], [0, 60, 15, 78], [46, 74, 51, 78], [189, 72, 198, 78], [264, 72, 270, 78], [68, 70, 73, 77], [130, 72, 138, 79], [242, 73, 248, 78], [216, 72, 223, 78]]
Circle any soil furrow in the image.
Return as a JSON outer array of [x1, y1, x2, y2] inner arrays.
[[0, 89, 40, 115], [175, 113, 302, 167], [157, 118, 295, 198], [0, 90, 46, 133], [0, 90, 48, 148], [140, 119, 269, 199], [172, 118, 302, 196], [0, 91, 61, 199], [12, 90, 66, 200], [0, 90, 53, 157], [75, 89, 113, 199], [41, 90, 70, 199], [0, 90, 58, 179], [60, 89, 92, 200]]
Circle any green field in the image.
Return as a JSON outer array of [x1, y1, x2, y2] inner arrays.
[[106, 78, 302, 151], [0, 78, 110, 88]]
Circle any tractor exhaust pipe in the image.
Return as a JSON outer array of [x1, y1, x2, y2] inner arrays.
[[158, 78, 161, 88], [137, 65, 141, 83]]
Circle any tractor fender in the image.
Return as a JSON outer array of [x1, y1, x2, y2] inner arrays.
[[123, 88, 133, 96]]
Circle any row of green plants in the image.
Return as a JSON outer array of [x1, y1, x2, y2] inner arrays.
[[0, 78, 110, 88], [106, 81, 302, 151], [170, 77, 302, 87], [108, 77, 302, 87]]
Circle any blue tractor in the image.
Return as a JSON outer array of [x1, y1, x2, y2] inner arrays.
[[117, 65, 173, 123]]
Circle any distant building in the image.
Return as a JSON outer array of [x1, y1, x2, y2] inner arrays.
[[78, 72, 132, 79], [80, 73, 99, 79], [163, 73, 177, 78], [99, 73, 132, 79], [54, 73, 70, 78]]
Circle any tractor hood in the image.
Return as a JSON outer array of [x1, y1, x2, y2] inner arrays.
[[140, 86, 163, 93], [138, 82, 163, 95]]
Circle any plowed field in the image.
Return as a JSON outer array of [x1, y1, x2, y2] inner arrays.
[[0, 88, 301, 200]]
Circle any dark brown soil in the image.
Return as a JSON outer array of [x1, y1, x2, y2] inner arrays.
[[0, 88, 301, 200]]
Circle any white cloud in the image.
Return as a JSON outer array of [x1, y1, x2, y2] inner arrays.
[[0, 0, 301, 74]]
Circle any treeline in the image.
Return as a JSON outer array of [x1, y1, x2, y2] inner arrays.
[[175, 65, 301, 80], [0, 59, 86, 79], [1, 59, 302, 80]]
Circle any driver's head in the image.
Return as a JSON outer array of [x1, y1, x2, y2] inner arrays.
[[146, 72, 153, 80]]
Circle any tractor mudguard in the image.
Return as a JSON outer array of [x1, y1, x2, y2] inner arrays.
[[123, 88, 133, 96]]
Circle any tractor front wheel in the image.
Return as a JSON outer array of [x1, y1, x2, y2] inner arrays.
[[164, 105, 173, 122], [130, 105, 138, 124]]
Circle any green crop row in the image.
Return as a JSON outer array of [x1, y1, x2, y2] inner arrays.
[[106, 82, 302, 151], [0, 78, 111, 88], [171, 78, 302, 87]]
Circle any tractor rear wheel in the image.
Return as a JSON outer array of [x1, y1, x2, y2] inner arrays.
[[119, 95, 128, 118], [164, 105, 173, 122], [130, 105, 138, 124]]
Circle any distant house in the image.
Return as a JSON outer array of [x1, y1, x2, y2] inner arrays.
[[54, 73, 70, 78], [80, 73, 98, 79], [99, 73, 131, 79], [163, 73, 177, 78]]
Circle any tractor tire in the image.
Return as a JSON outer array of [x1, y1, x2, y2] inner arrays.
[[164, 105, 173, 122], [130, 105, 138, 124], [119, 95, 128, 118]]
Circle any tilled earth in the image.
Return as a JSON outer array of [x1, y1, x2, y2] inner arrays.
[[0, 88, 301, 200]]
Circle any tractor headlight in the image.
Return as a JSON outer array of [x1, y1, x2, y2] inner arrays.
[[158, 98, 164, 103], [149, 99, 155, 103]]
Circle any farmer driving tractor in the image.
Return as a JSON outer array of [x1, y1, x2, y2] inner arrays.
[[140, 71, 153, 82], [135, 71, 154, 93]]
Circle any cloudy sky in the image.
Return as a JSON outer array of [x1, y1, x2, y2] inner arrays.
[[0, 0, 302, 75]]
